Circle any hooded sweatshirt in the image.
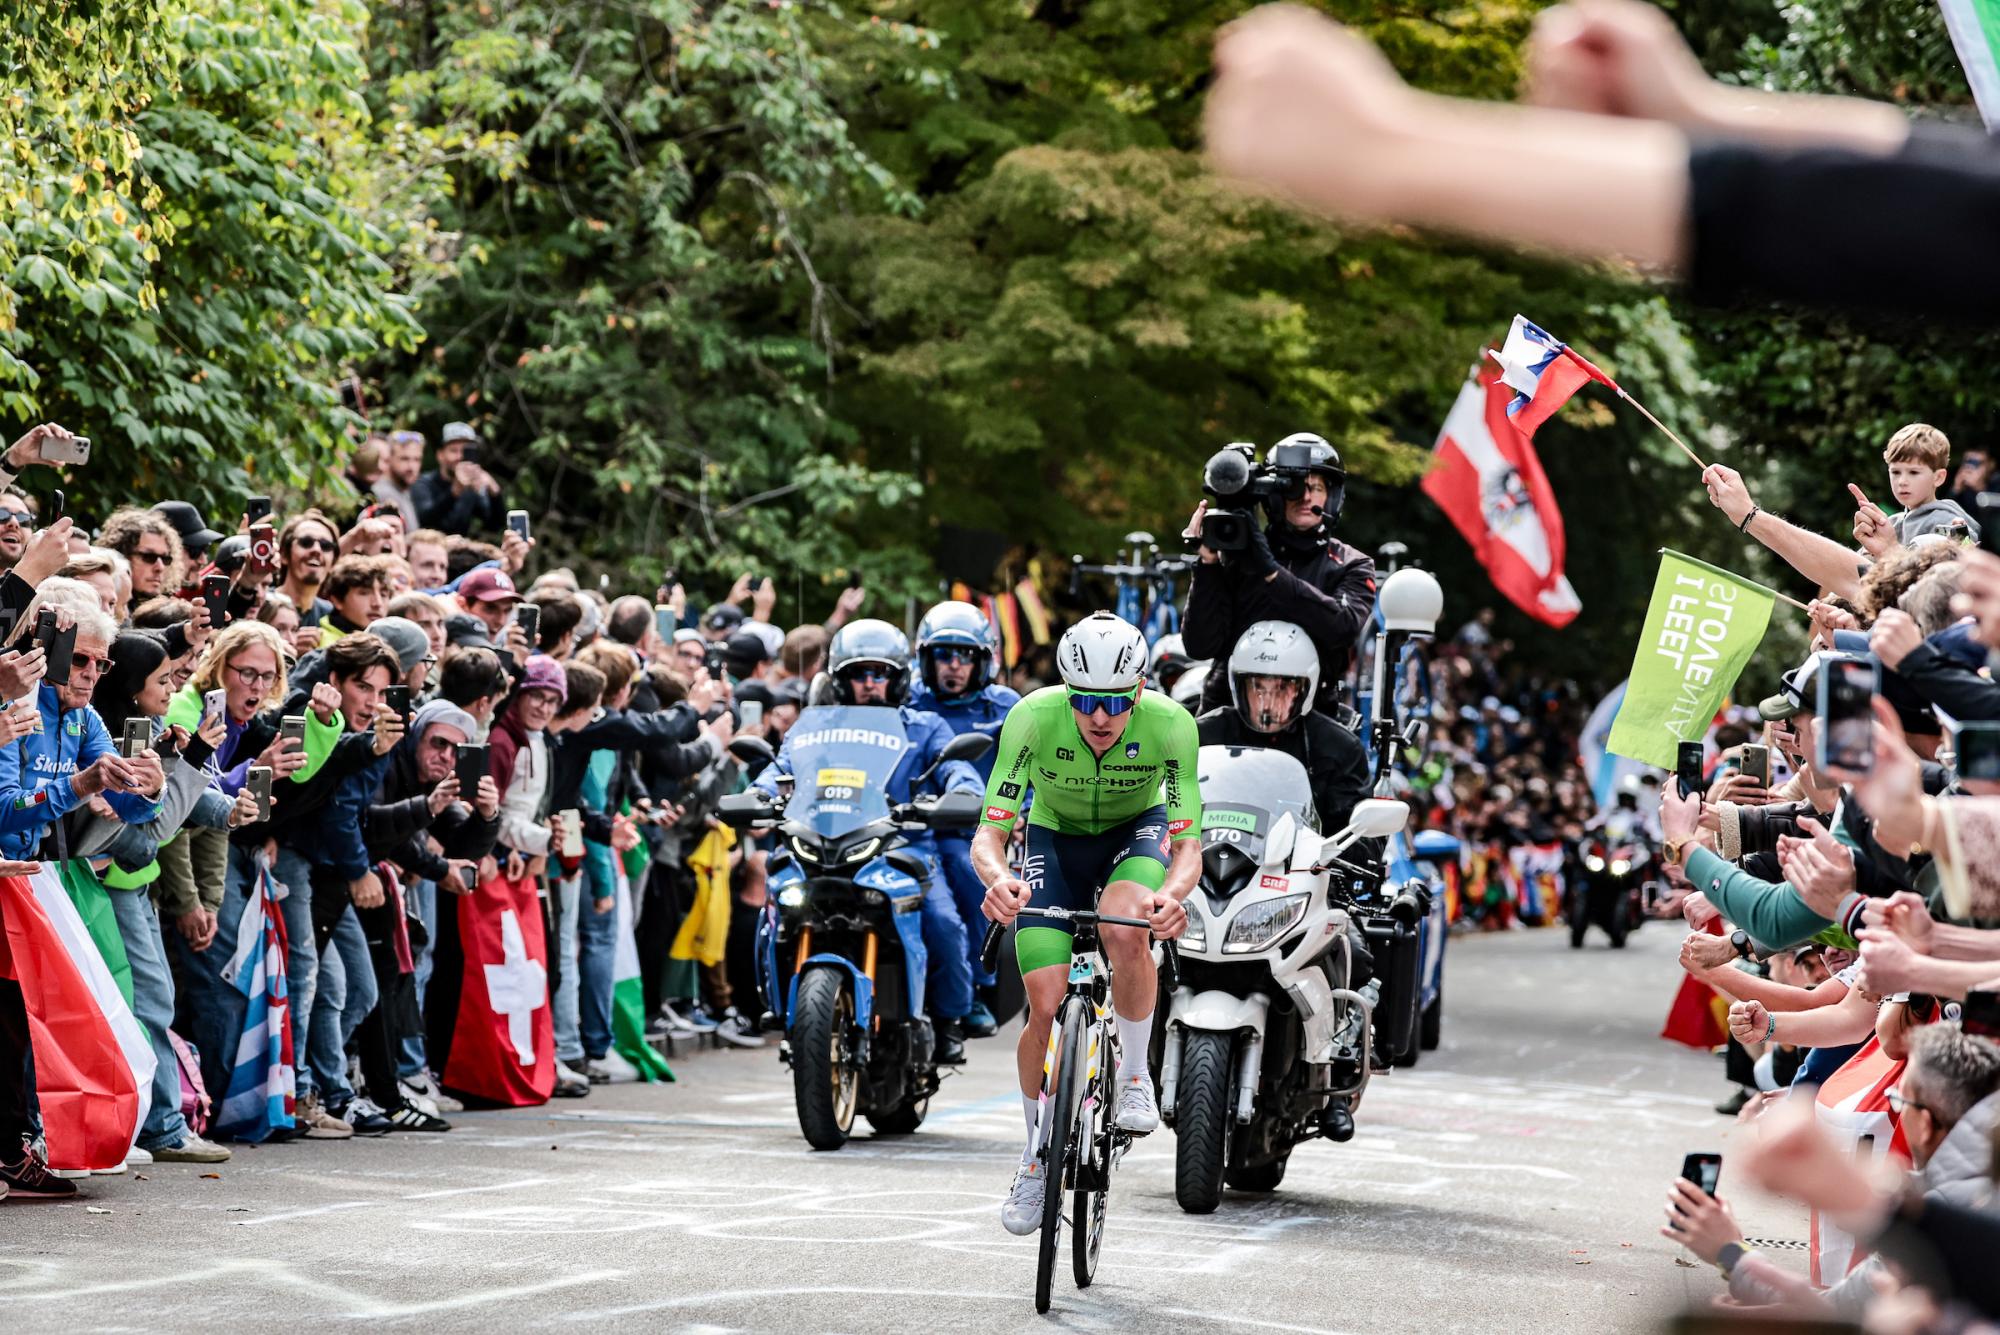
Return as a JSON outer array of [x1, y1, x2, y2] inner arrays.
[[1893, 497, 1982, 545], [0, 683, 161, 860]]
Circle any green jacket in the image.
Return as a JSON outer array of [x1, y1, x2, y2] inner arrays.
[[1685, 847, 1832, 952]]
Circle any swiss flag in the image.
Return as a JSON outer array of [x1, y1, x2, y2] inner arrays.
[[443, 873, 554, 1107], [1421, 362, 1580, 628]]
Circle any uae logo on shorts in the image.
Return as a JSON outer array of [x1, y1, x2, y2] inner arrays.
[[1124, 742, 1140, 759]]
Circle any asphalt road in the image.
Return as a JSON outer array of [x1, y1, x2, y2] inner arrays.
[[0, 921, 1808, 1333]]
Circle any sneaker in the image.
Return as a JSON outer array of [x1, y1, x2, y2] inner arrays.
[[1114, 1075, 1159, 1134], [386, 1104, 451, 1133], [1715, 1087, 1751, 1117], [657, 1003, 703, 1037], [964, 999, 999, 1039], [152, 1132, 232, 1164], [333, 1097, 394, 1136], [91, 1154, 127, 1177], [1, 1141, 77, 1200], [581, 1060, 613, 1085], [126, 1146, 154, 1167], [553, 1062, 591, 1099], [296, 1093, 355, 1140], [402, 1070, 463, 1114], [1000, 1160, 1046, 1235], [397, 1082, 442, 1119], [678, 1004, 721, 1035], [715, 1009, 764, 1049]]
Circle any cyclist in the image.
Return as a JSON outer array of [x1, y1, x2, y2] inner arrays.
[[907, 601, 1021, 1037], [973, 611, 1201, 1235]]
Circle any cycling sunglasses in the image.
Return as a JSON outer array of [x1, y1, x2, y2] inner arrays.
[[1068, 687, 1138, 717]]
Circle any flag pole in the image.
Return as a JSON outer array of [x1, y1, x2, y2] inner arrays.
[[1661, 547, 1811, 613], [1562, 347, 1709, 472]]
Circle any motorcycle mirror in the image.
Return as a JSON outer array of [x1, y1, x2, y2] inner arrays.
[[716, 790, 775, 827], [1347, 798, 1412, 840], [938, 731, 995, 765], [728, 736, 776, 768]]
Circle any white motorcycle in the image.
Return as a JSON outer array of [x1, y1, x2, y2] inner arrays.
[[1158, 744, 1416, 1213]]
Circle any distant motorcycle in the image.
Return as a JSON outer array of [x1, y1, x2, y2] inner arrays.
[[1568, 837, 1654, 949], [1158, 743, 1421, 1212], [718, 709, 990, 1150]]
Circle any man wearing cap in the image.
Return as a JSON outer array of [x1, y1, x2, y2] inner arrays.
[[152, 501, 225, 569], [702, 602, 745, 643], [369, 616, 440, 694], [412, 422, 505, 537], [724, 631, 776, 703], [448, 568, 530, 666]]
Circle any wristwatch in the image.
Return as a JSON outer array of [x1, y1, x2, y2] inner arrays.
[[1731, 929, 1753, 960], [1663, 835, 1693, 867], [1714, 1240, 1753, 1277]]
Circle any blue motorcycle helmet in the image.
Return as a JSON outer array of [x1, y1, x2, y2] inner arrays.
[[914, 600, 997, 697], [827, 618, 913, 706]]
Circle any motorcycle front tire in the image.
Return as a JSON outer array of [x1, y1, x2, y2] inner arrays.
[[1174, 1029, 1232, 1214], [792, 967, 857, 1151]]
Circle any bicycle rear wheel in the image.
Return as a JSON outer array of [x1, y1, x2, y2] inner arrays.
[[1072, 1040, 1110, 1287], [1036, 995, 1089, 1314]]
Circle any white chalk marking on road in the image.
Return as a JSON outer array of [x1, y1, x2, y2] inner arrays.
[[242, 1175, 555, 1226], [559, 1284, 1034, 1323]]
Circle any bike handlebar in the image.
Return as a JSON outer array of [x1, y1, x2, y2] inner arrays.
[[977, 908, 1180, 979]]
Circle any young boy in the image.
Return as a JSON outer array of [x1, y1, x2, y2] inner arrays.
[[1853, 423, 1981, 555]]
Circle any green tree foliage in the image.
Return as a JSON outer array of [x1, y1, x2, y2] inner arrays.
[[5, 1, 421, 517]]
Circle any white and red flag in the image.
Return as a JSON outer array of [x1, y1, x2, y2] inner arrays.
[[1422, 359, 1581, 628], [0, 865, 155, 1170], [443, 871, 554, 1107], [1488, 315, 1618, 438]]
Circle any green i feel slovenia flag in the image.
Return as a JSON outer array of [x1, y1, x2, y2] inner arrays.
[[1606, 550, 1775, 768]]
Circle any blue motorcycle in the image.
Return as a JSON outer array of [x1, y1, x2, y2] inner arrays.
[[719, 707, 989, 1150]]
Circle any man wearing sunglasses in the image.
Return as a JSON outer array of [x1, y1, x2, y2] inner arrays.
[[974, 611, 1202, 1235], [748, 618, 983, 1066], [908, 600, 1022, 1038], [0, 488, 35, 572]]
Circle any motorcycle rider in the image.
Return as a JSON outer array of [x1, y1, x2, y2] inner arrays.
[[750, 618, 981, 1065], [1196, 618, 1373, 1140], [1588, 775, 1661, 847], [906, 601, 1021, 1038], [1182, 434, 1378, 719], [976, 612, 1202, 1234]]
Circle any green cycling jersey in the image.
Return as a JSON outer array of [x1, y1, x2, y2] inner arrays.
[[979, 685, 1202, 840]]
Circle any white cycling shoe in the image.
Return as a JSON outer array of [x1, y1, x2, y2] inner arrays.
[[1115, 1076, 1160, 1134], [1001, 1160, 1047, 1235]]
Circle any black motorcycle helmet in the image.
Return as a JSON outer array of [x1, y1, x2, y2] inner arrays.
[[827, 618, 912, 706], [1262, 432, 1346, 541]]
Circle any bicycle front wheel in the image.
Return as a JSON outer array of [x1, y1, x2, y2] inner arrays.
[[1036, 995, 1090, 1314], [1072, 1047, 1110, 1288]]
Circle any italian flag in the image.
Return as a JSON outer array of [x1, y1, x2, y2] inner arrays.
[[611, 862, 673, 1082], [0, 865, 156, 1170], [1940, 0, 2000, 130]]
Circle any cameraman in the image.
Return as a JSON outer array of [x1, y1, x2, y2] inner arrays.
[[1182, 434, 1377, 718]]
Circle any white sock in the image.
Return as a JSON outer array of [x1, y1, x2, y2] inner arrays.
[[1116, 1013, 1154, 1081], [1021, 1095, 1041, 1163]]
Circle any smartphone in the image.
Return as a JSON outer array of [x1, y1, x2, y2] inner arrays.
[[1738, 743, 1770, 787], [245, 495, 273, 527], [1963, 989, 2000, 1039], [49, 489, 63, 521], [704, 644, 727, 678], [740, 700, 764, 730], [1816, 656, 1880, 772], [249, 522, 278, 574], [119, 716, 153, 760], [1679, 1152, 1722, 1199], [558, 808, 585, 859], [507, 509, 531, 543], [1955, 721, 2000, 782], [40, 435, 89, 465], [514, 602, 541, 645], [201, 574, 230, 630], [202, 688, 225, 722], [455, 742, 489, 795], [847, 570, 863, 589], [459, 441, 481, 467], [247, 765, 274, 822], [653, 604, 676, 643], [39, 616, 74, 687], [1675, 741, 1705, 799], [279, 715, 307, 749], [383, 684, 411, 723], [661, 567, 678, 593]]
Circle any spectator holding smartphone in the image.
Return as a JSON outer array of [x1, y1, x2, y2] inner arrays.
[[412, 422, 505, 538]]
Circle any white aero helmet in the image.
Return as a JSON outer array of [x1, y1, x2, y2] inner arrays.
[[1227, 619, 1318, 733], [1056, 611, 1148, 692]]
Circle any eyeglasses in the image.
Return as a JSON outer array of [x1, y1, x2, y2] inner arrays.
[[0, 508, 31, 527], [129, 548, 171, 567], [1886, 1087, 1932, 1118], [845, 668, 892, 684], [1069, 688, 1138, 717], [70, 652, 112, 676], [229, 663, 280, 688], [292, 536, 338, 554]]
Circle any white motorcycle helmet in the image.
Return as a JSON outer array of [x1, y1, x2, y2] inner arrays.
[[1226, 620, 1319, 733], [1171, 662, 1211, 709], [1056, 611, 1148, 692]]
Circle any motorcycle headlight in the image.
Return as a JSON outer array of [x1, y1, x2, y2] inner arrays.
[[777, 885, 808, 910], [1610, 858, 1631, 876], [1584, 854, 1605, 872], [1180, 902, 1208, 952], [787, 835, 822, 867], [1223, 893, 1308, 954], [840, 837, 884, 867]]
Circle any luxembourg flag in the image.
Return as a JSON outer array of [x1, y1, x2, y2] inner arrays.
[[0, 865, 156, 1171], [1488, 315, 1618, 439], [1421, 360, 1581, 628]]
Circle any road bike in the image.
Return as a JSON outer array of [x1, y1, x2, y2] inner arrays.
[[979, 907, 1179, 1313]]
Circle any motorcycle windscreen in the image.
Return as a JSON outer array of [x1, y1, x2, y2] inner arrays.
[[780, 705, 909, 838], [1194, 744, 1316, 866]]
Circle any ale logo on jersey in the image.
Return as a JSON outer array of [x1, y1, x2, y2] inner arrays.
[[1124, 741, 1140, 759]]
